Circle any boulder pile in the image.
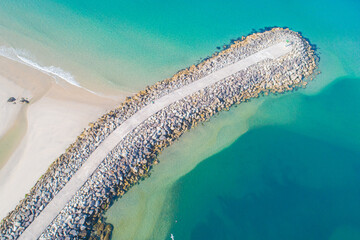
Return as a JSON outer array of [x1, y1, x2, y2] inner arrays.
[[0, 28, 318, 239]]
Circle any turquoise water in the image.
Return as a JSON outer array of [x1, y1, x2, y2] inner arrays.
[[1, 0, 360, 239], [168, 78, 360, 240], [1, 0, 358, 92]]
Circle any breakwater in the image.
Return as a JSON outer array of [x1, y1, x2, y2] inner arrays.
[[0, 28, 318, 239]]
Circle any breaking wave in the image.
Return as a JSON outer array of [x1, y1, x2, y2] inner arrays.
[[0, 46, 83, 89]]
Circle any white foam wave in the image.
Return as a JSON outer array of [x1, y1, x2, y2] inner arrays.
[[0, 46, 93, 92], [17, 55, 80, 87]]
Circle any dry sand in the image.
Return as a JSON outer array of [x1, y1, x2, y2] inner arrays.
[[0, 56, 128, 219]]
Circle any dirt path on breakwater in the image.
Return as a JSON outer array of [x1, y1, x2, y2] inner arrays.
[[18, 42, 292, 239]]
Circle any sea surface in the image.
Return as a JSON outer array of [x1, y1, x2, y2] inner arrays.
[[0, 0, 360, 239]]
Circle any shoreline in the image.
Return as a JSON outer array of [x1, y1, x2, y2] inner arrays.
[[0, 56, 128, 220]]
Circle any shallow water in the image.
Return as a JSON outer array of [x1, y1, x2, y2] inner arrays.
[[1, 0, 360, 239], [1, 0, 359, 92]]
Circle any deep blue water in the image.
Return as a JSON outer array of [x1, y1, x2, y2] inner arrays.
[[170, 78, 360, 240]]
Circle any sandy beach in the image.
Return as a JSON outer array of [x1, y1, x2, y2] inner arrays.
[[0, 56, 128, 220]]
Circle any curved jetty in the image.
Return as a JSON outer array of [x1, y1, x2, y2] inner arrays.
[[0, 28, 318, 239]]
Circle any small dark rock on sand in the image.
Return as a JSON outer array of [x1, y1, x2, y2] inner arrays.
[[7, 97, 16, 103], [20, 98, 30, 104]]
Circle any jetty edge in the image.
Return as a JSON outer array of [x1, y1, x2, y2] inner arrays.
[[0, 27, 318, 239]]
